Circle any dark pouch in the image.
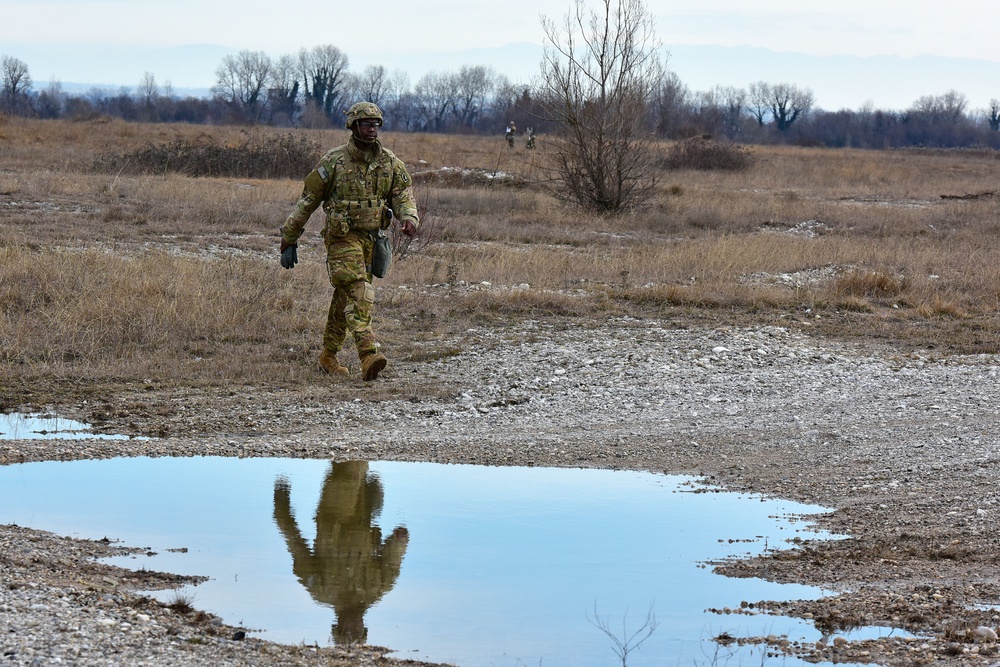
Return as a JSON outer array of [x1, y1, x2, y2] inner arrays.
[[371, 230, 392, 278]]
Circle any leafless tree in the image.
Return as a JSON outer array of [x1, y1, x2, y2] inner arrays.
[[697, 84, 748, 139], [34, 80, 64, 118], [345, 64, 391, 106], [451, 65, 496, 129], [538, 0, 667, 212], [389, 89, 421, 131], [911, 89, 968, 124], [298, 44, 349, 119], [987, 99, 1000, 131], [368, 68, 411, 130], [1, 55, 33, 113], [768, 82, 814, 131], [212, 50, 274, 122], [414, 71, 455, 131], [746, 81, 770, 126], [749, 81, 813, 131], [137, 72, 159, 105], [487, 74, 520, 130], [267, 54, 300, 125], [136, 72, 160, 121], [651, 71, 689, 137]]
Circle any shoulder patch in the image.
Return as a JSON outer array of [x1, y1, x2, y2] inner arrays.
[[317, 165, 330, 181]]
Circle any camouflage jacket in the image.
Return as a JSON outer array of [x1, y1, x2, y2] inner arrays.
[[280, 137, 419, 246]]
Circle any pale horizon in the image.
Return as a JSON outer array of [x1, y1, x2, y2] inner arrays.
[[4, 0, 999, 112]]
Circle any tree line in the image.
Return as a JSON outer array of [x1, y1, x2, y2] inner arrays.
[[2, 47, 1000, 150]]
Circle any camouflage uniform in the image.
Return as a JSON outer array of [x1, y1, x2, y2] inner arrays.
[[281, 125, 418, 370]]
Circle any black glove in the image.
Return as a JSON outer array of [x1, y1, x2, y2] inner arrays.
[[280, 242, 297, 269]]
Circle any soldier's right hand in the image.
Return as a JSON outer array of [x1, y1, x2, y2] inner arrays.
[[280, 240, 298, 269]]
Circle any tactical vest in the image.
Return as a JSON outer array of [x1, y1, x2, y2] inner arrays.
[[319, 142, 397, 239]]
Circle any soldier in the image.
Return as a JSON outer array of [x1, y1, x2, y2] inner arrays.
[[279, 102, 419, 381], [505, 120, 517, 147]]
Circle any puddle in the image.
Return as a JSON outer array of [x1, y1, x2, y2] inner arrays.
[[0, 457, 906, 666], [0, 412, 140, 440]]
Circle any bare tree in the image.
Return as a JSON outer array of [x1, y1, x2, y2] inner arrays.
[[987, 99, 1000, 132], [698, 84, 748, 140], [1, 55, 33, 113], [268, 54, 300, 125], [749, 81, 813, 131], [651, 70, 688, 138], [451, 65, 496, 129], [414, 71, 454, 132], [34, 79, 64, 118], [389, 89, 422, 132], [137, 72, 159, 105], [212, 50, 274, 121], [135, 72, 160, 121], [298, 44, 349, 119], [488, 74, 520, 131], [538, 0, 667, 212], [746, 81, 770, 126], [346, 64, 393, 106], [912, 89, 968, 124], [768, 82, 813, 131], [369, 68, 411, 130]]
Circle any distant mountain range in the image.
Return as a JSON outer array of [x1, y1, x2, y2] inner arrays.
[[14, 41, 1000, 113]]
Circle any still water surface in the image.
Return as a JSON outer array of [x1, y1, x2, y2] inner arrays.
[[0, 412, 136, 440], [0, 456, 899, 666]]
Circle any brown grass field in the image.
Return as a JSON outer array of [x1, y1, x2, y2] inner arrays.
[[1, 115, 999, 407]]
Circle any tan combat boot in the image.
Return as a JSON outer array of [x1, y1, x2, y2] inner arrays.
[[360, 351, 387, 381], [318, 349, 349, 376]]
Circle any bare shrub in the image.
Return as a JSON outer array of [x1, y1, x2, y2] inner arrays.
[[660, 137, 755, 171], [537, 0, 667, 212], [390, 212, 439, 263], [92, 131, 320, 179]]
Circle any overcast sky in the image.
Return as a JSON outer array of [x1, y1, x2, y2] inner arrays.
[[3, 0, 999, 109]]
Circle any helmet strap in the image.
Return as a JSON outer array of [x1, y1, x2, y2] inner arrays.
[[352, 125, 377, 146]]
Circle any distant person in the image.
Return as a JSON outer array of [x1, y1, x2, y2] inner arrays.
[[278, 102, 420, 381], [525, 126, 535, 149], [273, 461, 409, 645], [505, 120, 518, 148]]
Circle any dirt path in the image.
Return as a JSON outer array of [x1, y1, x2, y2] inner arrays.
[[3, 317, 1000, 665]]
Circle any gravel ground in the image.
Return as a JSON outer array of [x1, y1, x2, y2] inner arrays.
[[3, 316, 1000, 666]]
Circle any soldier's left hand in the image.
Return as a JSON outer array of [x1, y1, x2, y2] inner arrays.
[[400, 219, 417, 237]]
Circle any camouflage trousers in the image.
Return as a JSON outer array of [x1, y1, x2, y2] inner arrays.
[[323, 230, 378, 359]]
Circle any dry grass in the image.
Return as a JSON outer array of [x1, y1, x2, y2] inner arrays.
[[2, 115, 1000, 406]]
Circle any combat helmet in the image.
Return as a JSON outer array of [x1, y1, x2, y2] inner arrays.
[[344, 102, 383, 129]]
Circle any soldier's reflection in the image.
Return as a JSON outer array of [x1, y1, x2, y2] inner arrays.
[[273, 461, 409, 645]]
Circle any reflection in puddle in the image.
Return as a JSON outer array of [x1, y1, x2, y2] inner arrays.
[[0, 413, 137, 440], [0, 457, 905, 666], [274, 461, 409, 645]]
